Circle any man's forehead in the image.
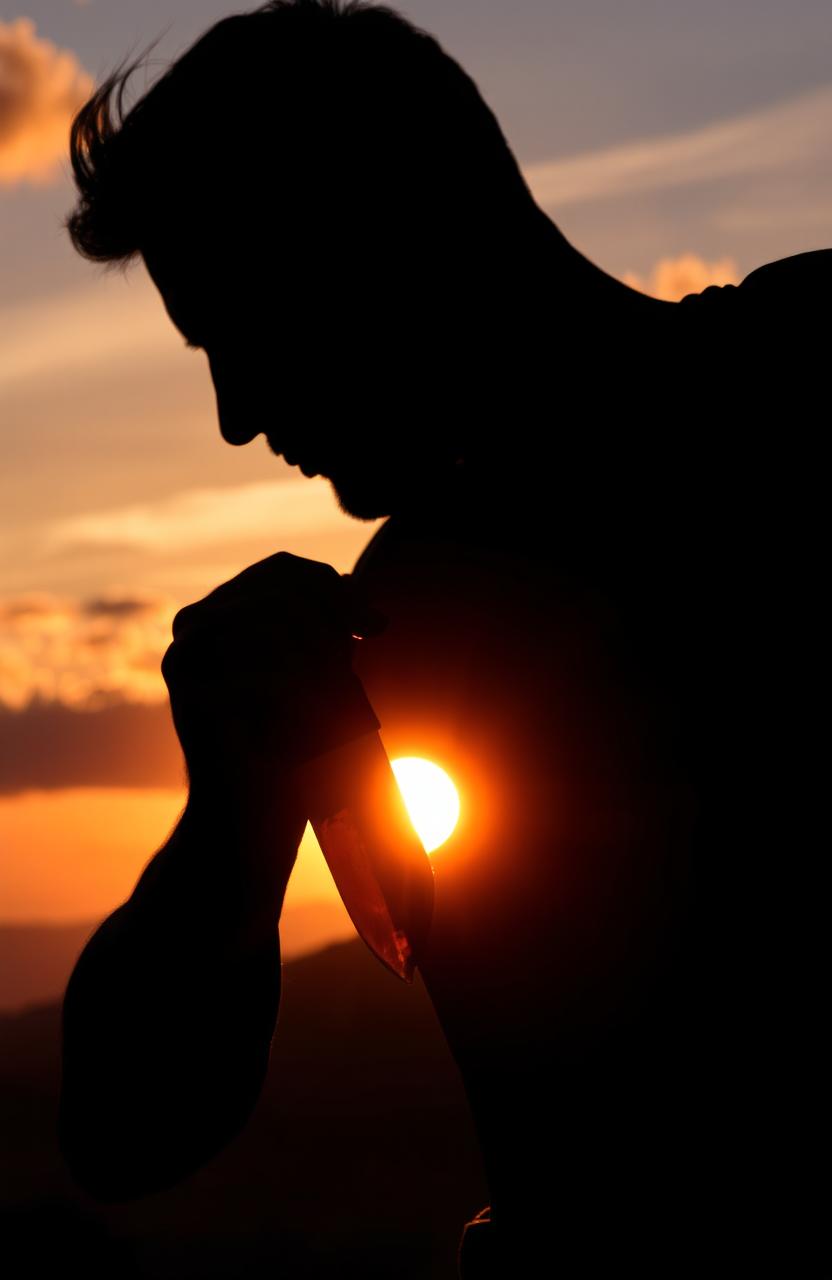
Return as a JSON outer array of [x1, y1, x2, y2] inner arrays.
[[141, 207, 453, 355], [143, 244, 199, 326], [142, 241, 341, 353]]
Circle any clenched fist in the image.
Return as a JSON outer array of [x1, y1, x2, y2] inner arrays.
[[161, 551, 387, 791]]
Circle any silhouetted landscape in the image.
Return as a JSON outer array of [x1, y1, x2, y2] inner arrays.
[[0, 937, 487, 1278]]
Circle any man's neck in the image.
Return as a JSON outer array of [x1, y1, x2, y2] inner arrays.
[[517, 206, 669, 315]]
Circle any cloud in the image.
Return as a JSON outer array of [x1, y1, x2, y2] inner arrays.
[[621, 253, 740, 301], [46, 478, 357, 557], [0, 17, 93, 185], [0, 592, 175, 709], [523, 83, 832, 211], [0, 699, 183, 795], [82, 596, 165, 620]]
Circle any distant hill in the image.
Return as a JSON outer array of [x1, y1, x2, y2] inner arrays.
[[0, 921, 98, 1013], [0, 938, 487, 1279], [0, 902, 355, 1012]]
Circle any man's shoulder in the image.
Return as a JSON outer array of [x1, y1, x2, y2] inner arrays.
[[348, 472, 569, 691], [679, 247, 832, 336], [739, 247, 832, 300]]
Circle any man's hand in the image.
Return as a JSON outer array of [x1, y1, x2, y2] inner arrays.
[[142, 549, 386, 935], [161, 551, 386, 790]]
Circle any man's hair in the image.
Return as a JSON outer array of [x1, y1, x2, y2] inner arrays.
[[65, 0, 537, 272]]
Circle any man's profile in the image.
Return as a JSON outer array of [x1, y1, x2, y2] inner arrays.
[[58, 2, 828, 1275]]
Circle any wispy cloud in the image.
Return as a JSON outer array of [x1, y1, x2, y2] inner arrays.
[[523, 84, 832, 210], [622, 252, 739, 301], [0, 17, 93, 185], [46, 477, 356, 557], [0, 273, 179, 389]]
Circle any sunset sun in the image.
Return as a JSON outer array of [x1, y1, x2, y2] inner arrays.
[[391, 757, 460, 854]]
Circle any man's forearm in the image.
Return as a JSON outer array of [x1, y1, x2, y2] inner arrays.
[[58, 776, 306, 1201]]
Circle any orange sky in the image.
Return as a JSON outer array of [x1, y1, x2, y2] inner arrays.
[[0, 785, 344, 923], [3, 6, 831, 934]]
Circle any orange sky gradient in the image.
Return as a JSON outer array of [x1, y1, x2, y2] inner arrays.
[[3, 6, 832, 939], [0, 785, 347, 924]]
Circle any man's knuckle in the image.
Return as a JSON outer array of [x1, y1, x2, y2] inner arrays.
[[171, 602, 200, 638], [160, 642, 178, 684]]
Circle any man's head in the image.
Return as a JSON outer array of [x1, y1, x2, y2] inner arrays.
[[65, 0, 553, 517]]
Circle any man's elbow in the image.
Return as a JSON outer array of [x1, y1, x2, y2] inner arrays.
[[56, 1080, 234, 1203], [57, 1090, 164, 1203], [56, 902, 281, 1201], [57, 1011, 272, 1202]]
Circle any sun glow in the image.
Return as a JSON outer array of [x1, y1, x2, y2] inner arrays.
[[391, 757, 460, 854]]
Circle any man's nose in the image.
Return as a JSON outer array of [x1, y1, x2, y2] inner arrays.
[[208, 352, 262, 446], [216, 398, 261, 446]]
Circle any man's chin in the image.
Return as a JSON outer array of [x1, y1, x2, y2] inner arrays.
[[326, 472, 395, 521], [319, 450, 465, 521]]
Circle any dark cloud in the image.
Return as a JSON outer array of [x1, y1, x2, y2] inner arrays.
[[0, 698, 184, 795], [82, 597, 163, 620]]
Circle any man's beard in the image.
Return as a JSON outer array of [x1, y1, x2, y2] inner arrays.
[[325, 463, 424, 521], [323, 450, 464, 522]]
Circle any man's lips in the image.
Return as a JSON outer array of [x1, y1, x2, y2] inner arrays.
[[269, 440, 321, 477]]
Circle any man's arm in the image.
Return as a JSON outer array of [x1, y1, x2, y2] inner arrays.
[[58, 770, 306, 1202], [58, 551, 384, 1201]]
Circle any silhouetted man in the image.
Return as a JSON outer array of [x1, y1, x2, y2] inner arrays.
[[59, 2, 828, 1275]]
